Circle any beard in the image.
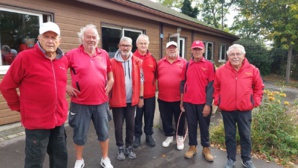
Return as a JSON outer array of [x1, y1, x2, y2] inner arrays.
[[121, 50, 131, 57], [168, 52, 177, 58]]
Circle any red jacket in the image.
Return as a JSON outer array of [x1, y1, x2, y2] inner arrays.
[[109, 56, 142, 107], [0, 43, 68, 129], [213, 58, 264, 111], [182, 58, 215, 106], [134, 50, 157, 99]]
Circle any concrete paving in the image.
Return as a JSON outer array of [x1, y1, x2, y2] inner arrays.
[[0, 114, 283, 168], [0, 81, 293, 168]]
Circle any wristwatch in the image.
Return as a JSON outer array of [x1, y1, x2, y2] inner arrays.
[[139, 96, 144, 99]]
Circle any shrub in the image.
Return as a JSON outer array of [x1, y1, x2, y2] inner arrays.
[[210, 89, 298, 165]]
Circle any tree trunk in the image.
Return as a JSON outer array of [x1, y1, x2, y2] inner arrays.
[[285, 46, 293, 84]]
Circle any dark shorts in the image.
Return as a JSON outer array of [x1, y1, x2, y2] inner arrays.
[[68, 102, 110, 145]]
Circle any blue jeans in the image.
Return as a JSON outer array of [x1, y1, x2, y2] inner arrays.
[[222, 110, 252, 162], [184, 103, 211, 147], [25, 125, 67, 168], [134, 96, 156, 137]]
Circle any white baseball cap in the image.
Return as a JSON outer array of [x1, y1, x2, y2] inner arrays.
[[166, 41, 177, 48], [39, 22, 60, 36]]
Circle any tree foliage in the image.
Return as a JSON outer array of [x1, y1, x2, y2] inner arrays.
[[181, 0, 199, 18], [200, 0, 234, 29], [234, 0, 298, 83]]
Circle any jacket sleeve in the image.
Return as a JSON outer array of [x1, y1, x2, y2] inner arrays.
[[206, 63, 216, 106], [252, 68, 264, 107], [0, 57, 24, 111], [213, 69, 221, 106]]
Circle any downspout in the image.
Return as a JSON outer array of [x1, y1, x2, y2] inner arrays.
[[159, 22, 163, 59]]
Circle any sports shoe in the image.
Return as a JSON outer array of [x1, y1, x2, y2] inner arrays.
[[176, 136, 184, 150], [117, 146, 125, 161], [100, 157, 114, 168], [242, 160, 256, 168], [146, 135, 156, 147], [225, 158, 235, 168], [202, 147, 214, 162], [133, 136, 141, 148], [185, 146, 197, 159], [74, 159, 85, 168], [124, 146, 136, 159], [162, 136, 173, 147]]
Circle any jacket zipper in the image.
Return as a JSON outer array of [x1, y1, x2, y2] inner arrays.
[[51, 60, 58, 124]]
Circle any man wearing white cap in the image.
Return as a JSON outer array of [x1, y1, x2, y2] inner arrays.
[[157, 41, 186, 150], [180, 40, 215, 162], [0, 22, 68, 168]]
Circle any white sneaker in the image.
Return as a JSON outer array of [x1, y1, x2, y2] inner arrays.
[[100, 157, 114, 168], [74, 159, 85, 168], [162, 136, 173, 147], [177, 136, 184, 150]]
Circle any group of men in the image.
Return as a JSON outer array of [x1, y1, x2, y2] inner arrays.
[[0, 22, 264, 168]]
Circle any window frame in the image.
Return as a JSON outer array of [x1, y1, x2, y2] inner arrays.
[[101, 24, 143, 57], [204, 41, 214, 61], [219, 44, 227, 62], [0, 6, 48, 74]]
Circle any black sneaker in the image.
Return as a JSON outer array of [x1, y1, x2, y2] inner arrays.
[[124, 146, 136, 159], [242, 160, 256, 168], [132, 137, 141, 148], [146, 135, 156, 147]]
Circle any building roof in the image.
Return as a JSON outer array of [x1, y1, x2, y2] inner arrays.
[[76, 0, 239, 40]]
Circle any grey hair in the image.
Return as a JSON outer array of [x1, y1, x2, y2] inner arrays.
[[136, 34, 149, 44], [77, 24, 100, 44], [227, 44, 246, 55], [120, 36, 132, 45]]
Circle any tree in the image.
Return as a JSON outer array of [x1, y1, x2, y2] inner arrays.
[[181, 0, 199, 18], [200, 0, 235, 30], [234, 0, 298, 84]]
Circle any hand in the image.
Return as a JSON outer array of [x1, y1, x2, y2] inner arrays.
[[66, 85, 80, 97], [105, 83, 113, 95], [202, 105, 211, 117], [180, 103, 185, 112], [138, 98, 144, 108]]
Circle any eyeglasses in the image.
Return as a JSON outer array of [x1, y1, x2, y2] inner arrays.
[[120, 44, 132, 48], [228, 53, 243, 57]]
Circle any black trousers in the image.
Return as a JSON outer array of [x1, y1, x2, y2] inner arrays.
[[184, 103, 211, 147], [158, 99, 185, 136], [222, 110, 252, 162], [25, 125, 68, 168], [134, 96, 156, 137], [112, 103, 136, 147]]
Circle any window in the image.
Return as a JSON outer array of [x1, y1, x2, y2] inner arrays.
[[204, 42, 213, 61], [102, 25, 143, 57], [0, 7, 51, 74], [219, 44, 227, 62], [169, 37, 185, 58]]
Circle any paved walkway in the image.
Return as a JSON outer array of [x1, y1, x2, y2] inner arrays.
[[0, 81, 295, 167]]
